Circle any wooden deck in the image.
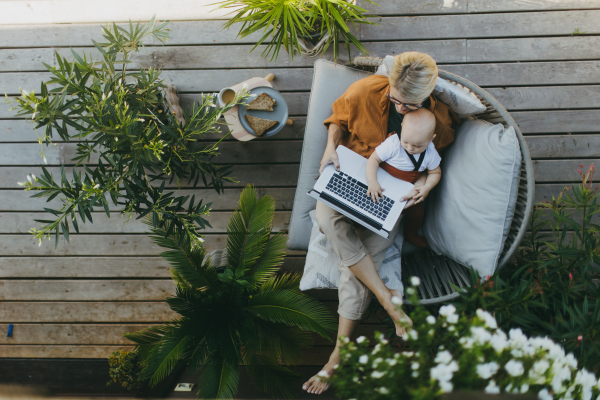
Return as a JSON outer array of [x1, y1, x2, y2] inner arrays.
[[1, 0, 600, 396]]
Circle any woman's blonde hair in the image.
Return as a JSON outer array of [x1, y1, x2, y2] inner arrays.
[[388, 52, 438, 104]]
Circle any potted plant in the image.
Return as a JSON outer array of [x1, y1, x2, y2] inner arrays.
[[123, 185, 337, 399], [213, 0, 378, 62], [12, 18, 247, 248]]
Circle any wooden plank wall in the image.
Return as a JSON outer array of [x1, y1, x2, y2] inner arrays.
[[1, 0, 600, 363]]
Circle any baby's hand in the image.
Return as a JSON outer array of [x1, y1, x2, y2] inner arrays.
[[367, 181, 385, 203], [412, 186, 431, 204]]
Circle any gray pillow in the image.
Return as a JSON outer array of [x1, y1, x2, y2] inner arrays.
[[423, 119, 521, 278], [287, 60, 372, 250]]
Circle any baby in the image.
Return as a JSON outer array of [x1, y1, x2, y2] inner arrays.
[[366, 108, 441, 247]]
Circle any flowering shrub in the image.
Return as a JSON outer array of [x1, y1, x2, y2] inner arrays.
[[325, 278, 600, 400], [450, 164, 600, 372]]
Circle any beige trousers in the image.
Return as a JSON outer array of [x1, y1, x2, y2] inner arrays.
[[315, 201, 402, 321]]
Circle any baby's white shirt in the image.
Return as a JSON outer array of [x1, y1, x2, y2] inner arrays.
[[374, 134, 441, 172]]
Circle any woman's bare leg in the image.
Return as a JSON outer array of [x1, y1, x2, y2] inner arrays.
[[302, 316, 360, 395], [349, 254, 412, 336]]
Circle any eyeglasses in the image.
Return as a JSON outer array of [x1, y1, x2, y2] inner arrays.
[[386, 92, 423, 110]]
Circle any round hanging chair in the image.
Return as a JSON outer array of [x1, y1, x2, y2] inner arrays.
[[349, 57, 535, 304]]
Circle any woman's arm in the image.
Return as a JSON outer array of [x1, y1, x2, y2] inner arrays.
[[412, 166, 441, 204], [402, 171, 428, 208], [319, 122, 345, 174]]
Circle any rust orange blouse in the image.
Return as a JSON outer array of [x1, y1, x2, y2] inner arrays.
[[323, 74, 460, 158]]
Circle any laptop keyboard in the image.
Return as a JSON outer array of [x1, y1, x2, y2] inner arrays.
[[325, 172, 395, 221]]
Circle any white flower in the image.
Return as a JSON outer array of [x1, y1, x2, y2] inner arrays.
[[575, 369, 598, 390], [439, 380, 453, 393], [426, 315, 436, 324], [434, 351, 453, 365], [439, 304, 456, 317], [43, 155, 48, 164], [391, 296, 403, 306], [31, 174, 36, 181], [402, 351, 414, 357], [412, 371, 419, 378], [459, 336, 475, 349], [352, 377, 359, 382], [411, 362, 420, 370], [372, 357, 383, 368], [430, 361, 458, 383], [529, 359, 550, 384], [93, 184, 100, 189], [378, 387, 389, 394], [371, 371, 385, 379], [508, 328, 528, 348], [520, 383, 530, 393], [17, 181, 25, 186], [505, 383, 513, 393], [511, 348, 524, 358], [447, 314, 459, 324], [505, 360, 524, 377], [538, 388, 553, 400], [356, 336, 366, 344], [409, 330, 418, 340], [27, 175, 32, 183], [372, 344, 382, 354], [406, 287, 415, 295], [565, 353, 578, 369], [359, 355, 368, 364], [428, 329, 435, 335], [411, 276, 421, 286], [490, 330, 509, 354], [476, 308, 498, 329], [387, 358, 397, 366], [484, 379, 500, 394], [317, 371, 329, 378], [470, 326, 492, 344], [476, 362, 499, 379], [448, 326, 455, 331]]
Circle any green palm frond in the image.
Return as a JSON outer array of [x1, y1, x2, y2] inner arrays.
[[140, 324, 192, 386], [246, 232, 288, 288], [196, 353, 240, 400], [259, 271, 302, 292], [246, 290, 337, 339], [166, 285, 215, 318], [252, 319, 314, 365], [145, 217, 218, 290], [226, 185, 277, 279], [123, 324, 172, 359], [243, 350, 300, 399]]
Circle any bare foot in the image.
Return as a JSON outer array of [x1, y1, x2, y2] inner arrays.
[[302, 350, 339, 394], [383, 289, 413, 337]]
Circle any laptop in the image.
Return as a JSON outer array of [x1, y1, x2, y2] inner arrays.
[[308, 145, 415, 238]]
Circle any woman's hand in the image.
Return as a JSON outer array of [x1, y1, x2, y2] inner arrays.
[[319, 145, 340, 174], [367, 180, 385, 203]]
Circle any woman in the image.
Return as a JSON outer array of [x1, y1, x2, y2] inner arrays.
[[302, 52, 460, 395]]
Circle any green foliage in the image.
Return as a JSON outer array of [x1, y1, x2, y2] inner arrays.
[[450, 164, 600, 373], [327, 281, 600, 400], [124, 185, 337, 399], [11, 18, 247, 248], [107, 349, 146, 390], [213, 0, 378, 62]]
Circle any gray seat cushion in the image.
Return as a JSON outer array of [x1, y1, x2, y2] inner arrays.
[[422, 119, 521, 278], [287, 60, 371, 250]]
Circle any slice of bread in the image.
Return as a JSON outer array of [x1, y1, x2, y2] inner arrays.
[[245, 115, 278, 136], [246, 93, 277, 111]]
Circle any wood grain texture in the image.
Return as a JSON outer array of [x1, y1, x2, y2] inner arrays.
[[442, 61, 600, 86], [0, 234, 306, 256], [525, 135, 600, 158], [0, 188, 297, 210], [0, 323, 378, 348], [0, 345, 336, 363], [0, 211, 291, 234], [486, 86, 600, 110], [512, 110, 600, 133], [532, 160, 600, 182], [0, 256, 306, 277], [0, 40, 466, 72], [467, 37, 600, 63], [358, 0, 467, 14], [0, 324, 156, 345], [467, 0, 600, 13], [0, 302, 177, 322], [0, 141, 304, 165], [362, 11, 600, 40]]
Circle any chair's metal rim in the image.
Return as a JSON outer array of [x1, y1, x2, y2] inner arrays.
[[437, 70, 535, 271]]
